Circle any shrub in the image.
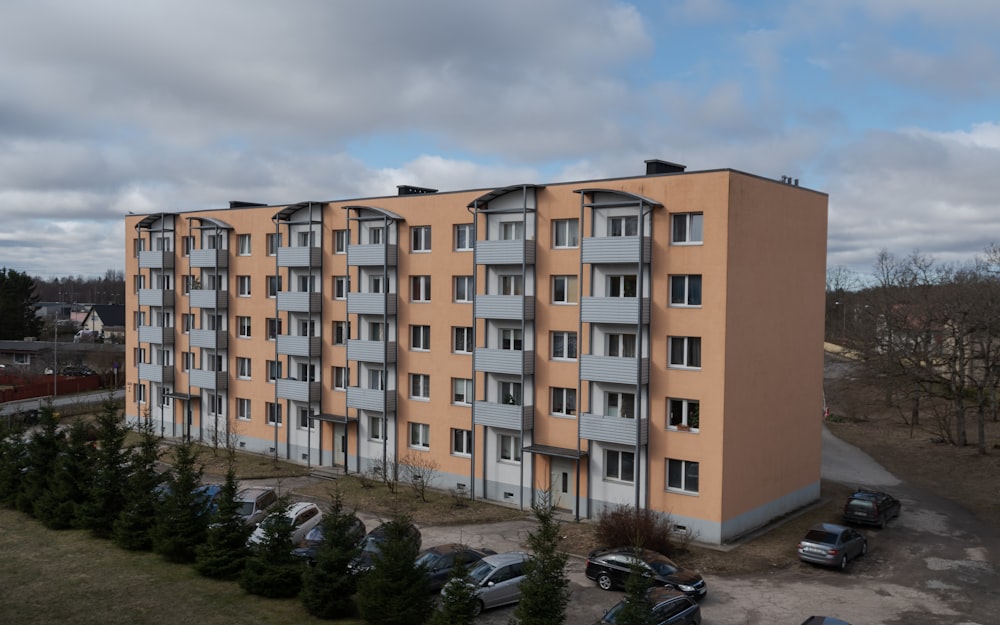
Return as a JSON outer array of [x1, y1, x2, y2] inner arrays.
[[595, 504, 679, 557]]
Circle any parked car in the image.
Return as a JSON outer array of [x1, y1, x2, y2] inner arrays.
[[291, 515, 366, 564], [843, 489, 901, 528], [596, 587, 702, 625], [235, 486, 278, 526], [800, 618, 852, 625], [349, 521, 422, 573], [442, 551, 529, 616], [248, 501, 323, 546], [585, 548, 707, 599], [193, 483, 223, 518], [415, 543, 497, 592], [797, 523, 867, 570]]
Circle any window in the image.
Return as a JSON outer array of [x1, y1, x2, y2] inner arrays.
[[369, 416, 384, 441], [237, 398, 251, 421], [207, 393, 224, 416], [266, 318, 282, 340], [667, 459, 699, 493], [552, 275, 578, 304], [369, 227, 383, 245], [452, 428, 472, 456], [411, 226, 431, 252], [606, 449, 635, 482], [236, 357, 251, 379], [608, 274, 637, 298], [266, 232, 282, 255], [10, 352, 27, 365], [299, 407, 315, 429], [368, 321, 383, 342], [267, 360, 282, 383], [453, 327, 473, 354], [133, 274, 145, 293], [553, 219, 579, 248], [369, 274, 385, 293], [551, 387, 576, 416], [410, 373, 430, 399], [182, 235, 195, 256], [136, 383, 147, 404], [668, 398, 700, 431], [607, 333, 637, 358], [500, 221, 524, 241], [409, 422, 430, 449], [455, 223, 474, 251], [297, 230, 315, 247], [368, 368, 385, 390], [297, 363, 317, 382], [266, 402, 282, 426], [334, 276, 348, 300], [182, 351, 195, 372], [133, 238, 145, 257], [452, 378, 472, 405], [609, 215, 639, 237], [182, 313, 195, 333], [411, 276, 432, 302], [410, 325, 431, 351], [499, 434, 521, 462], [671, 213, 704, 244], [669, 336, 702, 368], [499, 274, 522, 296], [454, 276, 473, 303], [237, 316, 251, 338], [499, 381, 521, 406], [333, 229, 348, 254], [500, 328, 522, 351], [237, 234, 251, 256], [265, 275, 280, 298], [551, 331, 577, 359], [670, 275, 702, 306], [333, 366, 348, 390], [333, 321, 349, 346], [606, 392, 636, 419]]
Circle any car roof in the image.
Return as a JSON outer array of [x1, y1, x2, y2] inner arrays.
[[480, 551, 528, 566], [237, 486, 274, 497], [285, 501, 317, 515], [809, 522, 850, 533], [646, 587, 688, 604]]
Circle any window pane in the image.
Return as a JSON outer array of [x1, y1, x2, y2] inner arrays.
[[688, 275, 702, 305]]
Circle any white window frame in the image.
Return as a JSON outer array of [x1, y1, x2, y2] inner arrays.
[[266, 232, 282, 256], [452, 378, 472, 405], [552, 275, 578, 304], [237, 275, 251, 297], [453, 326, 473, 354], [266, 360, 282, 383], [499, 381, 521, 406], [455, 223, 474, 251], [500, 328, 522, 351], [333, 366, 348, 390], [298, 407, 316, 430], [609, 215, 639, 237], [667, 458, 700, 493], [237, 316, 251, 339], [671, 212, 704, 244], [237, 234, 251, 256], [607, 333, 637, 358], [409, 422, 430, 449], [237, 398, 251, 421], [550, 387, 576, 417], [267, 275, 281, 298], [500, 221, 524, 241], [410, 373, 430, 400], [411, 275, 432, 302], [499, 433, 521, 463], [266, 402, 282, 426], [333, 229, 348, 254], [369, 415, 384, 441], [668, 336, 702, 369], [334, 276, 348, 300], [369, 226, 384, 245], [670, 275, 702, 307], [236, 357, 251, 379], [182, 313, 195, 333], [136, 383, 147, 404], [410, 325, 431, 351], [333, 321, 348, 346], [454, 275, 473, 303], [606, 449, 635, 482], [608, 274, 637, 298], [452, 428, 472, 456], [266, 317, 281, 340], [411, 225, 431, 252], [606, 391, 636, 419], [499, 274, 522, 296], [551, 331, 577, 360], [668, 398, 700, 431], [552, 218, 579, 248]]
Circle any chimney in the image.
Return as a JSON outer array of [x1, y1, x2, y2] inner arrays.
[[645, 159, 687, 175], [397, 185, 438, 196]]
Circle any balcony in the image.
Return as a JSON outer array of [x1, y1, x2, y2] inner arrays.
[[346, 386, 397, 413], [581, 297, 648, 325], [474, 295, 535, 321], [138, 363, 174, 384], [138, 250, 174, 269], [277, 245, 322, 268], [580, 413, 648, 446], [189, 248, 228, 268], [580, 355, 648, 385], [189, 328, 228, 350], [276, 335, 321, 357], [347, 243, 397, 267], [474, 349, 534, 376], [138, 325, 174, 346], [189, 369, 228, 390], [347, 339, 397, 364], [347, 293, 397, 316], [475, 239, 535, 266], [473, 401, 534, 430], [277, 291, 322, 313], [138, 289, 175, 307], [276, 378, 321, 403], [189, 289, 228, 309], [581, 236, 650, 264]]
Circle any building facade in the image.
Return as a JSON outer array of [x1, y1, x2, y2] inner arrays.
[[124, 161, 828, 544]]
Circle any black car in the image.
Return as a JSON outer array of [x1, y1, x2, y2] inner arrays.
[[349, 522, 422, 574], [596, 587, 701, 625], [843, 489, 901, 528], [415, 543, 497, 592], [585, 548, 707, 599], [800, 618, 852, 625], [292, 515, 366, 564]]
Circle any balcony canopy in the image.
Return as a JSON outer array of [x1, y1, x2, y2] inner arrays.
[[468, 184, 544, 211], [342, 205, 405, 222], [573, 188, 662, 210]]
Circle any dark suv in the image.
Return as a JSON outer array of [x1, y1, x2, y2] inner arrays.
[[843, 489, 901, 528]]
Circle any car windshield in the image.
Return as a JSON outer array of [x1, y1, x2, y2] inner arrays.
[[303, 526, 324, 543], [415, 551, 442, 569], [360, 535, 383, 554], [646, 558, 679, 576], [804, 529, 838, 544], [467, 559, 496, 584], [848, 499, 875, 510], [603, 600, 626, 623], [237, 501, 256, 516]]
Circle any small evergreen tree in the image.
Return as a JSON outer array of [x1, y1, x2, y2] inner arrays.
[[34, 419, 96, 529], [239, 499, 304, 598], [0, 425, 28, 508], [113, 417, 165, 550], [151, 440, 207, 563], [511, 491, 570, 625], [194, 464, 251, 579], [613, 555, 657, 625], [80, 398, 130, 538], [17, 405, 63, 517], [356, 513, 433, 625], [301, 490, 363, 619], [428, 558, 477, 625]]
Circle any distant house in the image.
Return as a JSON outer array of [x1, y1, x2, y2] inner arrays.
[[0, 340, 49, 369], [79, 305, 126, 342]]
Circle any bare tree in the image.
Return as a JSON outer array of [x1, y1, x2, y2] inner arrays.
[[400, 453, 440, 502]]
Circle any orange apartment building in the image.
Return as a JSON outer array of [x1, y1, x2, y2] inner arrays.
[[124, 160, 828, 544]]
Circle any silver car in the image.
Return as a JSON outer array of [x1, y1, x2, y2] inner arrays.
[[797, 523, 867, 570], [443, 551, 528, 615]]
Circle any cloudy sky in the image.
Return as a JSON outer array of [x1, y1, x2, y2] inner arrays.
[[2, 0, 999, 283]]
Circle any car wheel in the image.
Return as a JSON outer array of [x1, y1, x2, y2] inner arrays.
[[471, 600, 484, 617], [839, 555, 848, 570], [597, 572, 614, 591]]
